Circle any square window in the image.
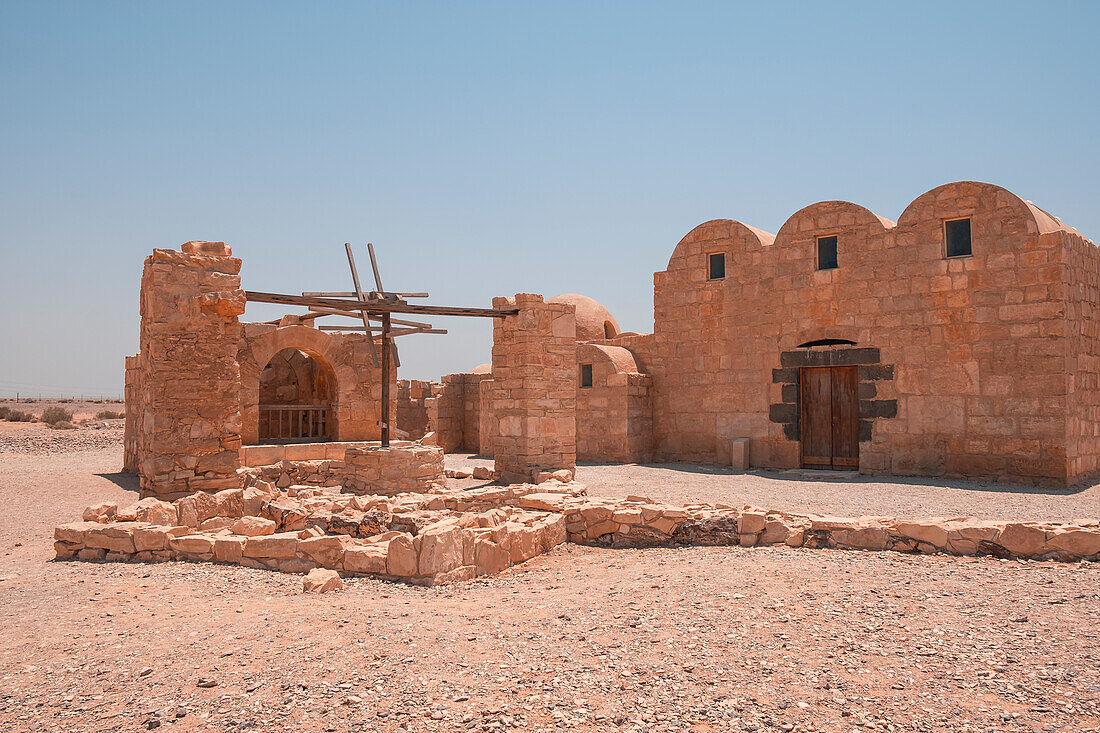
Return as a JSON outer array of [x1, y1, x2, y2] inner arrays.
[[945, 218, 972, 257], [580, 363, 593, 388], [817, 235, 838, 270], [708, 252, 725, 280]]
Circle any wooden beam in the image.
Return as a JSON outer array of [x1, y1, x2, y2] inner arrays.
[[245, 291, 519, 318], [380, 312, 391, 447], [301, 306, 435, 330], [344, 243, 380, 367], [317, 326, 447, 336], [303, 291, 429, 298], [367, 243, 385, 293], [366, 243, 401, 366]]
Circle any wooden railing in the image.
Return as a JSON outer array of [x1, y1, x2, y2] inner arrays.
[[259, 404, 331, 443]]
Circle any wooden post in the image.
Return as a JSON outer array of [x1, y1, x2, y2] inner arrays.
[[381, 311, 391, 447]]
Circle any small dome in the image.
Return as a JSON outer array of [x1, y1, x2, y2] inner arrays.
[[547, 293, 620, 341], [470, 363, 492, 374]]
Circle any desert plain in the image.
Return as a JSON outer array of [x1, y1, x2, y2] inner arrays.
[[0, 412, 1097, 733]]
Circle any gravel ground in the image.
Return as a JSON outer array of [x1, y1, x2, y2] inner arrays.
[[0, 422, 125, 455], [1, 443, 1098, 732], [445, 455, 1100, 523]]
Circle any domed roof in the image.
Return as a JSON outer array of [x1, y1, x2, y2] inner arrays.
[[547, 293, 620, 341], [470, 363, 492, 374]]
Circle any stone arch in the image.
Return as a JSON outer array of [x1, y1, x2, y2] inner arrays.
[[257, 347, 338, 442], [577, 343, 641, 387], [779, 324, 864, 351], [897, 180, 1056, 235], [773, 200, 894, 250], [665, 219, 775, 273], [241, 325, 360, 445]]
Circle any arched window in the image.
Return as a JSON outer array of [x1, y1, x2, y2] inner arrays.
[[797, 338, 857, 348], [258, 348, 336, 443]]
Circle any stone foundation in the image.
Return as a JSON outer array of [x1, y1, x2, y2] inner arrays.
[[57, 478, 1099, 589], [343, 445, 445, 495]]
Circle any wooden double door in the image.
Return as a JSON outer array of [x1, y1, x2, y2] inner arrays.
[[800, 366, 859, 469]]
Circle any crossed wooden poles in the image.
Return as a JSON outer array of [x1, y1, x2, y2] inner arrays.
[[246, 243, 518, 446]]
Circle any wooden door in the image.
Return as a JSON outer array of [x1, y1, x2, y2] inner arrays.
[[800, 366, 859, 469]]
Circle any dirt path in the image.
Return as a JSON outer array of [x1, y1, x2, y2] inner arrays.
[[1, 445, 1097, 732]]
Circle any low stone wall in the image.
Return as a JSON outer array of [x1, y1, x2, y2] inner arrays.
[[239, 459, 347, 489], [343, 445, 444, 495], [543, 495, 1100, 561], [55, 481, 1100, 589], [57, 484, 569, 586], [239, 441, 400, 466]]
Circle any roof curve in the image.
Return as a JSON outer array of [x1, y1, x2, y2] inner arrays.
[[547, 293, 621, 341]]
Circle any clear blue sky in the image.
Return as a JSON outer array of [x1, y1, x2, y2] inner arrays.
[[1, 1, 1097, 397]]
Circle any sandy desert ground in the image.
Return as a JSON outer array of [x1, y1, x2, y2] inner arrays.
[[0, 424, 1097, 733]]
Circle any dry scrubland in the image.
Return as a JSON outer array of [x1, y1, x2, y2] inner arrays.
[[0, 427, 1098, 732]]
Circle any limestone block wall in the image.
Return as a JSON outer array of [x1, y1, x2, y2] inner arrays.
[[649, 181, 1088, 485], [431, 373, 489, 453], [479, 377, 496, 458], [575, 343, 652, 462], [395, 379, 439, 441], [1063, 229, 1100, 483], [131, 241, 246, 498], [238, 324, 391, 445], [343, 445, 445, 495], [433, 374, 466, 452], [490, 294, 577, 482], [123, 354, 143, 473], [463, 373, 488, 453]]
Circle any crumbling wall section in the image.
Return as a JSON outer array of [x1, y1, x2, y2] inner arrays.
[[490, 294, 576, 482], [395, 379, 439, 441], [433, 374, 466, 452], [123, 354, 145, 473], [135, 241, 246, 498]]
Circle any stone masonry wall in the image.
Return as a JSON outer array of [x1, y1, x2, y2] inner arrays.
[[239, 324, 390, 445], [649, 182, 1084, 484], [490, 294, 577, 483], [395, 379, 439, 441], [1063, 230, 1100, 483], [123, 354, 144, 474], [133, 241, 246, 498], [575, 343, 652, 463], [433, 374, 466, 453], [343, 445, 445, 495]]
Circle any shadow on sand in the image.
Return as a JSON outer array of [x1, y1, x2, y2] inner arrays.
[[94, 471, 141, 494]]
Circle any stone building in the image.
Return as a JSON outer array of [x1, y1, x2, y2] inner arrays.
[[124, 180, 1096, 492], [434, 181, 1096, 487], [124, 242, 577, 498]]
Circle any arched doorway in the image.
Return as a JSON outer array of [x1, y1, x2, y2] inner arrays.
[[258, 348, 337, 443]]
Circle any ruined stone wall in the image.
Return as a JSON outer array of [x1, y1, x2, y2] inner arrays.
[[343, 445, 445, 495], [478, 378, 495, 458], [134, 241, 246, 498], [395, 379, 439, 441], [433, 374, 466, 452], [462, 373, 488, 453], [489, 294, 577, 482], [238, 324, 391, 445], [434, 372, 493, 455], [123, 354, 144, 473], [650, 182, 1083, 484], [575, 344, 652, 463]]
